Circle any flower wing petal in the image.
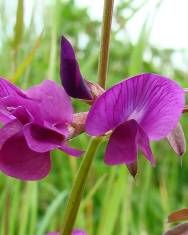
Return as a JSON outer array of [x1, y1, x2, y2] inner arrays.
[[0, 119, 22, 149], [104, 120, 138, 165], [26, 79, 73, 123], [60, 36, 92, 99], [0, 136, 51, 180], [138, 125, 156, 166], [23, 123, 83, 156], [23, 123, 65, 153]]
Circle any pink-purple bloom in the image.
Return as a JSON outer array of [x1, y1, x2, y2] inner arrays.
[[0, 78, 83, 180], [46, 229, 87, 235], [86, 74, 184, 167], [60, 36, 92, 100]]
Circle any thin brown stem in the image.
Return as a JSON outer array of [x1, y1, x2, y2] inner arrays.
[[98, 0, 114, 89]]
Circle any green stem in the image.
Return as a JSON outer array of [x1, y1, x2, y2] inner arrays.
[[98, 0, 114, 89], [60, 137, 102, 235], [60, 0, 114, 233]]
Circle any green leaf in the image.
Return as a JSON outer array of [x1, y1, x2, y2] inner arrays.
[[36, 191, 67, 235], [12, 0, 24, 51]]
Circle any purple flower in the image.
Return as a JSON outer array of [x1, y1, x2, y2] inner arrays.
[[60, 36, 92, 100], [46, 229, 87, 235], [86, 74, 184, 168], [0, 78, 83, 180]]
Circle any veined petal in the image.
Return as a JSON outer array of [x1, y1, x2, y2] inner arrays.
[[0, 77, 27, 98], [0, 136, 51, 180], [60, 36, 92, 99], [26, 79, 73, 124], [105, 119, 155, 166], [104, 120, 138, 165], [86, 73, 184, 140]]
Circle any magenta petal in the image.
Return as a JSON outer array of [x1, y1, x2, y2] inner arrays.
[[26, 80, 73, 123], [59, 143, 84, 157], [72, 230, 88, 235], [0, 120, 22, 149], [0, 136, 51, 180], [11, 106, 32, 124], [138, 125, 156, 166], [23, 123, 65, 153], [0, 77, 27, 98], [60, 36, 92, 99], [1, 96, 43, 124], [105, 120, 138, 165], [86, 73, 184, 140], [0, 103, 16, 123]]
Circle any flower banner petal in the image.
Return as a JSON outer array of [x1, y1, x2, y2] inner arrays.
[[104, 120, 138, 165], [0, 77, 27, 98], [86, 73, 184, 140], [0, 136, 51, 180], [60, 36, 92, 99], [26, 79, 73, 123]]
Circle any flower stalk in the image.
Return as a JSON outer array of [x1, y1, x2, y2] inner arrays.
[[60, 0, 114, 234], [60, 137, 102, 235], [98, 0, 114, 89]]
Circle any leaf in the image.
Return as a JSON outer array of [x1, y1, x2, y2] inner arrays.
[[12, 0, 24, 51], [36, 191, 67, 235], [168, 209, 188, 223], [164, 223, 188, 235], [80, 173, 107, 209], [11, 31, 43, 83]]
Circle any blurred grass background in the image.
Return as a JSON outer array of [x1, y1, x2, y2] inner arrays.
[[0, 0, 188, 234]]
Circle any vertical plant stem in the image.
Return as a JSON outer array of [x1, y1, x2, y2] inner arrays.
[[60, 137, 102, 235], [61, 1, 114, 234], [98, 0, 114, 89]]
